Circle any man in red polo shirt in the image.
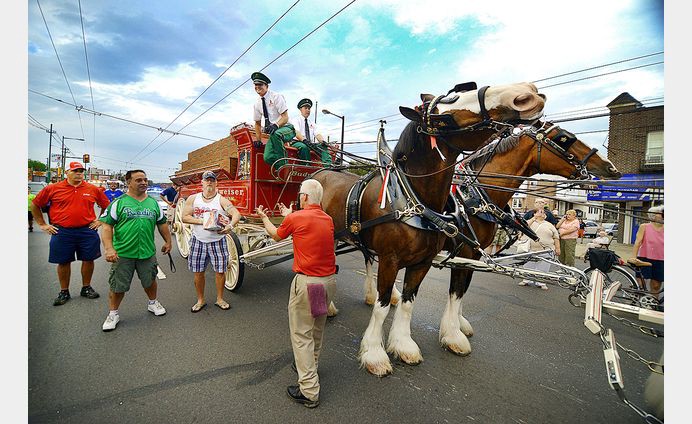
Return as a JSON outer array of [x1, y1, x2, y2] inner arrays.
[[256, 179, 336, 409], [31, 161, 111, 306]]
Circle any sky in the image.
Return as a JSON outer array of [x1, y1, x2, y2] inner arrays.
[[24, 0, 665, 183]]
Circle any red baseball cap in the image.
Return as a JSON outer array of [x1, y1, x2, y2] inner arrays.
[[67, 161, 86, 171]]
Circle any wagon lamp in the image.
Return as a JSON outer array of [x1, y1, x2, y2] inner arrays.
[[322, 109, 345, 164], [61, 136, 85, 176]]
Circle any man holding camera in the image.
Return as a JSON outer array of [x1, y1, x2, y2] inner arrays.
[[251, 71, 296, 169]]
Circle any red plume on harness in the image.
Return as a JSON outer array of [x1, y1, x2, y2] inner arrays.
[[429, 135, 446, 161], [377, 167, 391, 209]]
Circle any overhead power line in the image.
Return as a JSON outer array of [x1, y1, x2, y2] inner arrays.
[[29, 89, 217, 143], [130, 0, 302, 162], [537, 61, 663, 90], [135, 0, 359, 162], [36, 0, 86, 141], [532, 51, 663, 83], [78, 0, 97, 164]]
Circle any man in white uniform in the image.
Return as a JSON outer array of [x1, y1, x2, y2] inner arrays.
[[291, 98, 332, 166]]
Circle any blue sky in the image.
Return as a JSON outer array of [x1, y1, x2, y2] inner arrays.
[[25, 0, 664, 182]]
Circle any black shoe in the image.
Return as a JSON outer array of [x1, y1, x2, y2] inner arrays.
[[53, 291, 70, 306], [29, 227, 33, 232], [286, 385, 319, 408], [80, 286, 100, 299]]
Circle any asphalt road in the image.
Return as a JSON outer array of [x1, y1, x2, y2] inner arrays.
[[27, 229, 664, 423]]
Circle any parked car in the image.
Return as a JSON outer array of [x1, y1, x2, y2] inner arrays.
[[28, 181, 47, 195], [146, 188, 167, 214], [603, 223, 618, 236], [583, 220, 599, 237], [583, 221, 617, 238]]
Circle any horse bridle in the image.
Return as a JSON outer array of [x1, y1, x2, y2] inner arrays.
[[526, 122, 598, 179], [415, 83, 516, 156]]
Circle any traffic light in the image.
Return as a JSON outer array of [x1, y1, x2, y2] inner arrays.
[[83, 153, 90, 164]]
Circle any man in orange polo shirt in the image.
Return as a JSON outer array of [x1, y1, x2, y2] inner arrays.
[[31, 161, 111, 306], [256, 179, 336, 409]]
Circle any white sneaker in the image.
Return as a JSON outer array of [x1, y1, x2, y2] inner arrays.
[[147, 300, 166, 316], [102, 313, 120, 332]]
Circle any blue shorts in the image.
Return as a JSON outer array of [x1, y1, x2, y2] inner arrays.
[[187, 236, 229, 273], [49, 226, 101, 264], [637, 257, 664, 282]]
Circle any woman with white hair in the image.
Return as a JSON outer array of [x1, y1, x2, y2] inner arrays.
[[518, 209, 560, 290], [630, 205, 664, 295]]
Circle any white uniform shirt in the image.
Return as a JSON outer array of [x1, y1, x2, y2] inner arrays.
[[291, 115, 321, 143], [253, 89, 288, 125]]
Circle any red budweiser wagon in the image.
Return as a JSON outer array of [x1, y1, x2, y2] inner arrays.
[[169, 123, 336, 291]]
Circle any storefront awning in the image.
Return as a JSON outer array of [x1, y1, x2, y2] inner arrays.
[[587, 173, 664, 201]]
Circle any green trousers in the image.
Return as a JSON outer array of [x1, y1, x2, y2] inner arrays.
[[263, 124, 296, 169], [291, 142, 333, 166]]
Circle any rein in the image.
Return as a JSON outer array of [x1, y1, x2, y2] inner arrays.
[[529, 122, 597, 179]]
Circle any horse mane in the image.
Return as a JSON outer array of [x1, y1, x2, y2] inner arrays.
[[393, 121, 422, 161], [463, 133, 521, 169]]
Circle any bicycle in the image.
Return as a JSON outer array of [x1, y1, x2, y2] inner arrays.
[[582, 248, 662, 311]]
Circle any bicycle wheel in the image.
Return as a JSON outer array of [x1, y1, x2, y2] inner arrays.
[[584, 265, 640, 305], [584, 265, 638, 290]]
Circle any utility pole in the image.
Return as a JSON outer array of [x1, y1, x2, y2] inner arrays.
[[46, 124, 55, 183]]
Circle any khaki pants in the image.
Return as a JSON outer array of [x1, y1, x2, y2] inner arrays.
[[559, 238, 577, 266], [288, 273, 336, 401]]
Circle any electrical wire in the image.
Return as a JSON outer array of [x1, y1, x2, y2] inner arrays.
[[78, 0, 97, 165], [29, 89, 217, 142], [130, 0, 302, 162], [35, 0, 86, 141], [135, 0, 359, 162]]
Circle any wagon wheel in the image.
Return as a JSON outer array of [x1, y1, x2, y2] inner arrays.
[[224, 232, 245, 292], [173, 197, 192, 258]]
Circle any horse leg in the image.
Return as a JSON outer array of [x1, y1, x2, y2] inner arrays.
[[387, 263, 429, 366], [359, 257, 398, 377], [363, 258, 377, 306], [364, 258, 401, 306], [439, 268, 473, 356], [458, 270, 474, 337]]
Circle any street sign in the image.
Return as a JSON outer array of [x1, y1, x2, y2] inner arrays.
[[51, 154, 61, 164]]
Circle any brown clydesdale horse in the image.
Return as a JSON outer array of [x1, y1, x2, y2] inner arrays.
[[314, 82, 547, 376], [432, 121, 622, 356]]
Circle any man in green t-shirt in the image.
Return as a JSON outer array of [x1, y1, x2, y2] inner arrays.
[[99, 169, 172, 332], [28, 186, 36, 232]]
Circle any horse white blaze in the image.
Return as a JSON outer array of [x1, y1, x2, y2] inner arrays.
[[437, 82, 545, 121], [387, 299, 422, 364], [359, 302, 392, 376], [439, 294, 471, 355]]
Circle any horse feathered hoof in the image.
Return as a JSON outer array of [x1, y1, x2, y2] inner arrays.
[[364, 362, 393, 377], [441, 339, 472, 356], [359, 347, 393, 377], [398, 353, 423, 366]]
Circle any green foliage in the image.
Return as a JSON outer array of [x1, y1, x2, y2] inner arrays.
[[348, 164, 377, 176], [28, 159, 46, 171]]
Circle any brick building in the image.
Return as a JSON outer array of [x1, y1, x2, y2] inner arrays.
[[176, 132, 239, 177], [588, 93, 664, 244]]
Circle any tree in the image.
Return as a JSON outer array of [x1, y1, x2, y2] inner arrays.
[[28, 159, 46, 171]]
